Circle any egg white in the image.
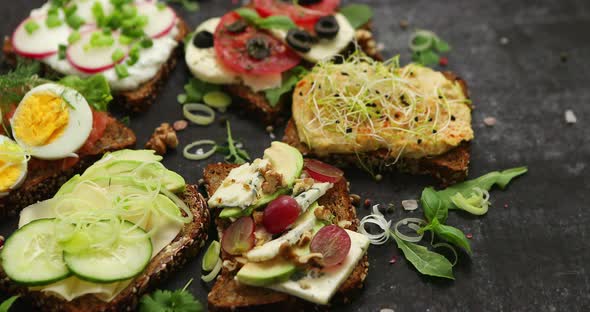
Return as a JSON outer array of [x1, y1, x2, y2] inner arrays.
[[11, 83, 93, 160], [0, 135, 28, 198]]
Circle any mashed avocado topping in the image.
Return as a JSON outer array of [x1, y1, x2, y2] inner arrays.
[[292, 52, 474, 159]]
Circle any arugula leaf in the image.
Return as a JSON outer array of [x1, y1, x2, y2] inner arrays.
[[436, 167, 528, 210], [235, 8, 296, 30], [215, 121, 250, 165], [422, 218, 472, 255], [58, 75, 112, 111], [340, 4, 374, 29], [139, 289, 203, 312], [0, 296, 19, 312], [264, 66, 309, 107], [392, 233, 454, 280], [421, 187, 447, 223]]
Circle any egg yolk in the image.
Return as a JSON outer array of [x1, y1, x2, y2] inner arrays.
[[12, 92, 70, 147], [0, 141, 25, 192]]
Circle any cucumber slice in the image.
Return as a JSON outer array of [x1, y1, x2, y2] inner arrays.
[[1, 218, 70, 286], [63, 221, 153, 283]]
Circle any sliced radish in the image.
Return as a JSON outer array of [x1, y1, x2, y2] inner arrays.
[[67, 30, 129, 74], [12, 15, 70, 59], [135, 2, 177, 39]]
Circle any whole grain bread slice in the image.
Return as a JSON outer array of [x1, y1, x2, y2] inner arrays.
[[0, 116, 136, 217], [0, 184, 210, 312], [283, 72, 472, 186], [203, 163, 369, 312], [2, 17, 189, 113]]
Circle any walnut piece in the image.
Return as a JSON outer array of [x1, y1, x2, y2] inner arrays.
[[261, 168, 284, 194], [356, 29, 378, 58], [292, 178, 315, 196], [145, 123, 179, 155]]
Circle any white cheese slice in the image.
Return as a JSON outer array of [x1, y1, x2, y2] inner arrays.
[[294, 182, 333, 212], [270, 14, 355, 63], [269, 230, 370, 305], [208, 159, 269, 209], [186, 18, 282, 91]]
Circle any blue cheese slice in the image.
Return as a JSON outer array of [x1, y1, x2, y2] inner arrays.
[[294, 182, 332, 212], [208, 159, 269, 209]]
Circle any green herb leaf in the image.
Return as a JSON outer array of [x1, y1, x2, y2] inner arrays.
[[434, 38, 451, 53], [139, 288, 203, 312], [436, 167, 528, 210], [339, 4, 374, 29], [265, 66, 308, 107], [412, 50, 439, 66], [392, 233, 454, 279], [421, 187, 447, 223], [216, 121, 250, 165], [24, 20, 40, 35], [234, 8, 260, 25], [256, 15, 296, 30], [0, 296, 19, 312], [58, 74, 113, 111], [428, 218, 472, 255]]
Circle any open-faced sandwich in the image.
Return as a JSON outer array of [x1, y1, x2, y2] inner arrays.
[[3, 0, 188, 112], [0, 149, 209, 311], [185, 0, 380, 124], [203, 141, 370, 310], [0, 70, 135, 217], [284, 52, 474, 184]]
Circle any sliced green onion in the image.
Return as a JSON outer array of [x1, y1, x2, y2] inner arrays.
[[183, 140, 217, 161], [46, 14, 63, 28], [203, 91, 232, 112], [177, 93, 187, 104], [24, 20, 40, 35], [202, 241, 221, 271], [201, 258, 222, 282], [115, 64, 129, 79], [183, 103, 215, 126], [58, 44, 67, 60], [140, 37, 153, 49], [112, 48, 125, 62], [119, 35, 133, 45], [66, 14, 85, 30], [393, 217, 426, 243], [68, 31, 81, 44], [409, 30, 436, 52]]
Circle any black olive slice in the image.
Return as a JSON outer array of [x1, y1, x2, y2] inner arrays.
[[247, 36, 271, 60], [192, 31, 214, 49], [226, 20, 248, 33], [286, 29, 313, 53], [315, 15, 339, 39]]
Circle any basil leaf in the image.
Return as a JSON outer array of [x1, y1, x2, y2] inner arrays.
[[264, 66, 309, 107], [340, 4, 373, 29], [434, 38, 451, 53], [257, 15, 296, 30], [421, 187, 447, 223], [437, 167, 528, 210], [0, 296, 19, 312], [58, 74, 112, 111], [234, 8, 260, 25], [430, 219, 472, 255], [392, 233, 454, 279]]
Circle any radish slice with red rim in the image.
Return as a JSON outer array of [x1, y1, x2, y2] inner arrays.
[[310, 225, 351, 267], [222, 217, 255, 256], [136, 2, 177, 39], [304, 159, 344, 183], [67, 29, 129, 74], [12, 15, 70, 59]]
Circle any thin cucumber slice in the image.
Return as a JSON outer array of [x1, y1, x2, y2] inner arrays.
[[63, 221, 153, 283], [1, 218, 70, 286]]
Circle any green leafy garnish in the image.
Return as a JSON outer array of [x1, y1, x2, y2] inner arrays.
[[139, 280, 203, 312], [264, 66, 308, 107], [0, 296, 19, 312], [178, 78, 220, 104], [215, 122, 250, 165], [339, 4, 374, 29], [235, 8, 296, 30], [409, 29, 452, 66], [24, 20, 40, 35], [392, 233, 454, 279], [58, 75, 113, 111], [419, 218, 472, 255], [0, 60, 43, 106]]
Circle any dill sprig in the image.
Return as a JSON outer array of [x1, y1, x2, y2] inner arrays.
[[0, 60, 46, 107]]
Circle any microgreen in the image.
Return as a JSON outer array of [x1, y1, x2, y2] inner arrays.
[[235, 8, 296, 30], [339, 4, 374, 29], [409, 29, 452, 66]]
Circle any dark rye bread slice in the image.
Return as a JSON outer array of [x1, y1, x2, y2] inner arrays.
[[223, 23, 383, 125], [283, 72, 472, 186], [0, 184, 210, 312], [2, 17, 190, 113], [203, 163, 369, 312], [0, 117, 136, 217]]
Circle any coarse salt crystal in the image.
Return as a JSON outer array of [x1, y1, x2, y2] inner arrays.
[[565, 109, 577, 124], [484, 117, 497, 127], [401, 200, 418, 211]]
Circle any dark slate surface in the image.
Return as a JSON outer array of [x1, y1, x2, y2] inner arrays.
[[1, 0, 589, 311]]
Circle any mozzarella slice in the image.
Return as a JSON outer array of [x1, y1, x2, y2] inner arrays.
[[269, 230, 370, 305], [271, 14, 355, 63]]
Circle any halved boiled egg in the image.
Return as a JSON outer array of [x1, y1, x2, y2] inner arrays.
[[10, 83, 93, 160], [0, 135, 28, 198]]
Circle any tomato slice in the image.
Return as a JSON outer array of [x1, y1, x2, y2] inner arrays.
[[214, 12, 300, 75], [304, 159, 344, 183], [253, 0, 340, 25], [77, 110, 110, 156]]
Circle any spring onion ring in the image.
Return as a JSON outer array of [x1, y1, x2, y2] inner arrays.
[[159, 188, 194, 223], [409, 30, 437, 52], [393, 217, 427, 243], [432, 242, 458, 266], [450, 187, 490, 215], [183, 103, 215, 126], [203, 91, 232, 112], [359, 205, 393, 245], [183, 140, 217, 161], [201, 257, 222, 282]]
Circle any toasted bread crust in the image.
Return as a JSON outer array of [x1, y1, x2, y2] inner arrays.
[[2, 17, 189, 113], [0, 185, 209, 312], [0, 117, 136, 217], [203, 163, 369, 311], [283, 72, 472, 185]]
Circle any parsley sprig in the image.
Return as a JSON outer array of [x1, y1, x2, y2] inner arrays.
[[139, 279, 203, 312]]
